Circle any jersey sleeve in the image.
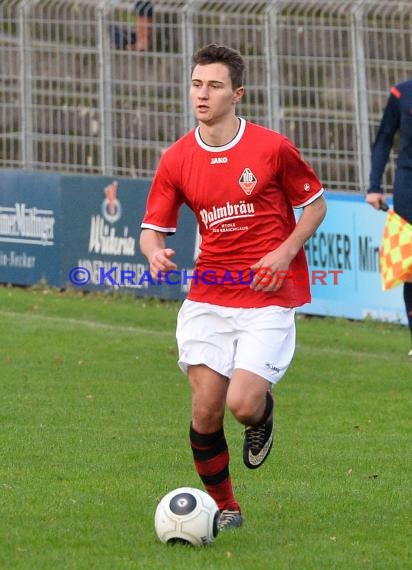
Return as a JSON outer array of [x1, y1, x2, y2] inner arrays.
[[141, 152, 185, 235], [277, 138, 324, 208], [368, 88, 401, 193]]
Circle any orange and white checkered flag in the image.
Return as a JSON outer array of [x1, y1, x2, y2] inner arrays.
[[380, 208, 412, 290]]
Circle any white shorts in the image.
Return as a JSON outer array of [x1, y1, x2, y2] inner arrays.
[[176, 300, 296, 384]]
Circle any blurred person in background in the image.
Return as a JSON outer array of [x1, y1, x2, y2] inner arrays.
[[129, 1, 153, 51], [366, 79, 412, 359], [110, 1, 153, 51]]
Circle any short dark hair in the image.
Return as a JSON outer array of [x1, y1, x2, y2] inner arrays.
[[191, 44, 245, 89]]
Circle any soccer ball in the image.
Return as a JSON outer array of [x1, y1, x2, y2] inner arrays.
[[154, 487, 220, 546]]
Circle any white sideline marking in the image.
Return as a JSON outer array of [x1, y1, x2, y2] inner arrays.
[[296, 344, 399, 362], [0, 310, 404, 361], [0, 310, 174, 337]]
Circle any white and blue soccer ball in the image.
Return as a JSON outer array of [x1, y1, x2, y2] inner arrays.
[[154, 487, 220, 546]]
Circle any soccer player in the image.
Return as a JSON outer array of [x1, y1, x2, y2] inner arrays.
[[140, 44, 327, 530], [366, 79, 412, 358]]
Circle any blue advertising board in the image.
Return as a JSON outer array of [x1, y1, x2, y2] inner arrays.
[[300, 191, 406, 324], [0, 170, 407, 325], [60, 175, 198, 300], [0, 171, 61, 286]]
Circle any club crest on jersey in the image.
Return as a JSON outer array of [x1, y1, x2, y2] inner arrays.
[[239, 167, 257, 195]]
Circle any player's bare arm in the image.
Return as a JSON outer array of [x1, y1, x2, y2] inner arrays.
[[251, 195, 327, 291], [139, 228, 177, 279]]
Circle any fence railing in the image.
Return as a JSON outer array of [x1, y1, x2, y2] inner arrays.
[[1, 0, 411, 191]]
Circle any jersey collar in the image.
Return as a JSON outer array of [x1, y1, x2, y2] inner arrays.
[[194, 117, 246, 152]]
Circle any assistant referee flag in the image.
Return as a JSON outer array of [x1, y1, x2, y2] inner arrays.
[[380, 209, 412, 290]]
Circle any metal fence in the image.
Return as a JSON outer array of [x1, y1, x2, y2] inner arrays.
[[0, 0, 411, 191]]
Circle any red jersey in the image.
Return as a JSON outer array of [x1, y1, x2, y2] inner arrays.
[[141, 118, 324, 308]]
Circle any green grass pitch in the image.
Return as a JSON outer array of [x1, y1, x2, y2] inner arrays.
[[0, 285, 410, 570]]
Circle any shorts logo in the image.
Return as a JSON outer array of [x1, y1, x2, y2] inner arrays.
[[265, 361, 280, 373], [304, 183, 311, 192], [239, 167, 257, 195]]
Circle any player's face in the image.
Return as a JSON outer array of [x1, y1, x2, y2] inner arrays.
[[190, 63, 244, 125]]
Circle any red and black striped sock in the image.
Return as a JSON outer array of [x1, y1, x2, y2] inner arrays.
[[189, 423, 240, 512], [256, 390, 274, 426]]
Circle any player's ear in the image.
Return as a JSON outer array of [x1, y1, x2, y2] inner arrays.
[[233, 86, 244, 103]]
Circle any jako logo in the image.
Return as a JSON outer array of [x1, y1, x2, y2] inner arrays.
[[210, 157, 228, 164]]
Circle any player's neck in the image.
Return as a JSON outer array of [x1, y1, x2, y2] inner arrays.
[[198, 116, 240, 147]]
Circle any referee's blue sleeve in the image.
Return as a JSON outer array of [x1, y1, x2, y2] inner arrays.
[[368, 91, 400, 193]]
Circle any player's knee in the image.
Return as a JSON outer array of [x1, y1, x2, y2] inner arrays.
[[192, 404, 224, 432], [226, 394, 257, 425]]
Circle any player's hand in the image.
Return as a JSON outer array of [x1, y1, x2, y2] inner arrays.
[[250, 249, 292, 292], [366, 192, 387, 210], [149, 248, 177, 279]]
